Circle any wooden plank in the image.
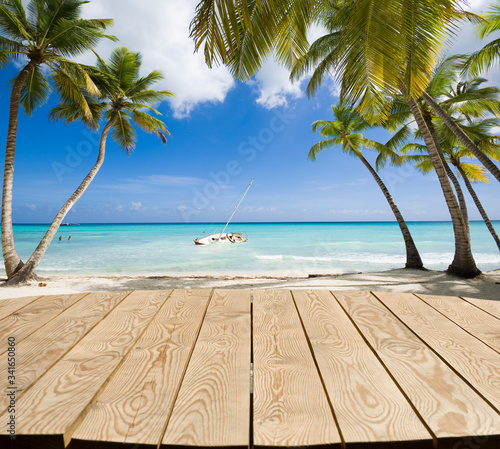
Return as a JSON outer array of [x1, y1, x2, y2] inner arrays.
[[252, 289, 341, 448], [415, 294, 500, 354], [461, 296, 500, 320], [292, 290, 432, 445], [0, 293, 88, 346], [161, 289, 251, 448], [0, 290, 172, 448], [375, 292, 500, 411], [72, 289, 212, 447], [0, 295, 41, 320], [0, 291, 130, 412], [334, 291, 500, 442]]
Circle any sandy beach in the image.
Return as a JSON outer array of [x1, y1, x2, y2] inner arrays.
[[1, 268, 499, 301]]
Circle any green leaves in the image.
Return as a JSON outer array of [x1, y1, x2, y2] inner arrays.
[[51, 47, 174, 153], [19, 64, 51, 115]]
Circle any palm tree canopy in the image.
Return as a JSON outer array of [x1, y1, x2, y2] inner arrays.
[[291, 1, 477, 122], [0, 0, 116, 116], [309, 102, 401, 168], [50, 46, 175, 154], [464, 0, 500, 75], [189, 0, 320, 81]]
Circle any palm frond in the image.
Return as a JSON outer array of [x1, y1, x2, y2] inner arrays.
[[112, 110, 137, 155], [19, 64, 51, 115], [44, 18, 116, 57], [458, 161, 489, 182], [132, 110, 171, 144], [463, 38, 500, 76], [0, 3, 33, 43], [49, 96, 103, 130], [108, 46, 141, 90], [129, 89, 175, 105], [127, 70, 164, 96], [308, 137, 338, 161]]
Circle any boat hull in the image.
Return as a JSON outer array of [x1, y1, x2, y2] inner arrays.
[[194, 232, 247, 245]]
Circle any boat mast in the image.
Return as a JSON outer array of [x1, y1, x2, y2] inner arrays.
[[220, 178, 254, 236]]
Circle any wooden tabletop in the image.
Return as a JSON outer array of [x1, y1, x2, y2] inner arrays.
[[0, 289, 499, 448]]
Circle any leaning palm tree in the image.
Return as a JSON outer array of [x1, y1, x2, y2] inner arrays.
[[0, 0, 115, 278], [191, 0, 482, 276], [6, 47, 174, 284], [311, 103, 423, 269], [404, 119, 500, 251], [291, 6, 481, 277]]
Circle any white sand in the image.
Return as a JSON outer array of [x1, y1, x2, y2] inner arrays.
[[0, 268, 499, 301]]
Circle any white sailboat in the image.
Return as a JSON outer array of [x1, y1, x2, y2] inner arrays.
[[194, 179, 254, 245]]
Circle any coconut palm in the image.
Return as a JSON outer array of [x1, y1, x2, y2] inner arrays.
[[311, 103, 423, 268], [191, 0, 482, 276], [0, 0, 115, 278], [464, 0, 500, 77], [404, 119, 500, 251], [6, 47, 174, 284]]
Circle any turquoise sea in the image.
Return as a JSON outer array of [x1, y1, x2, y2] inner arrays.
[[6, 222, 500, 277]]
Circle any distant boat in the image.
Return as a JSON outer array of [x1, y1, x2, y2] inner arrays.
[[194, 179, 254, 245]]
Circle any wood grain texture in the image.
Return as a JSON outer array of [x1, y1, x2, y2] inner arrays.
[[161, 289, 251, 448], [0, 290, 171, 447], [253, 289, 341, 448], [334, 291, 500, 440], [292, 290, 431, 444], [461, 296, 500, 320], [0, 291, 130, 412], [415, 294, 500, 354], [375, 292, 500, 411], [0, 293, 88, 347], [72, 289, 211, 446], [0, 295, 40, 320]]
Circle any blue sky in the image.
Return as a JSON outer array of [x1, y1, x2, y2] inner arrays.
[[2, 0, 500, 224]]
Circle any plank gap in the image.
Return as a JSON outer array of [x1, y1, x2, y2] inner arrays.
[[290, 290, 346, 449], [0, 291, 133, 417], [154, 289, 214, 449], [0, 293, 90, 350], [460, 296, 500, 321], [372, 292, 500, 415], [250, 289, 254, 449], [417, 294, 500, 355], [330, 291, 438, 448], [63, 290, 174, 447]]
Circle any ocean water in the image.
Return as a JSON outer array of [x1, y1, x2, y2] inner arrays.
[[5, 222, 500, 277]]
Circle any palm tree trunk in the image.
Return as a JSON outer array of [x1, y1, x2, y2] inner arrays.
[[357, 154, 423, 269], [422, 91, 500, 183], [2, 61, 36, 279], [456, 164, 500, 252], [422, 110, 470, 235], [445, 165, 470, 236], [405, 95, 480, 277], [5, 113, 118, 285]]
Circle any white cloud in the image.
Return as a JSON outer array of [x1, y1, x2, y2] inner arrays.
[[250, 59, 304, 109], [79, 1, 487, 116], [130, 201, 142, 210], [81, 0, 234, 118], [25, 203, 37, 211]]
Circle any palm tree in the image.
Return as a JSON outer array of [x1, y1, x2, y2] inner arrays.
[[404, 119, 500, 251], [464, 0, 500, 77], [0, 0, 115, 278], [6, 47, 174, 284], [310, 103, 423, 269], [191, 0, 482, 276]]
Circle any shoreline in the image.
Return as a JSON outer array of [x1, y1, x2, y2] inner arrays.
[[1, 268, 499, 301]]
